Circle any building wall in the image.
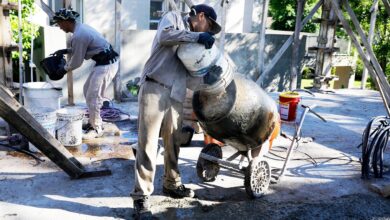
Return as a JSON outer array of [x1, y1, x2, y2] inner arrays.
[[120, 29, 307, 93], [192, 0, 257, 33], [35, 0, 303, 104], [121, 0, 150, 30]]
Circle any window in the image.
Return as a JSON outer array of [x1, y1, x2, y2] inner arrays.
[[150, 0, 163, 30], [149, 0, 188, 30]]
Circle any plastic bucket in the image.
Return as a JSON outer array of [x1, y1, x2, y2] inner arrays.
[[279, 91, 300, 121], [56, 108, 84, 146], [23, 82, 63, 110], [28, 108, 57, 152]]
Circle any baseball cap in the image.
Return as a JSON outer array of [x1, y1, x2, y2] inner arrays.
[[189, 4, 221, 34], [50, 8, 80, 26]]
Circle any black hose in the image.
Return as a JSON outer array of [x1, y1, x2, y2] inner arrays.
[[0, 143, 45, 162], [360, 116, 390, 179]]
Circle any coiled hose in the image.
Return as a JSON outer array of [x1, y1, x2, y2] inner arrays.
[[83, 101, 130, 121], [360, 116, 390, 179]]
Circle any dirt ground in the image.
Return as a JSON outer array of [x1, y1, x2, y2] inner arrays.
[[0, 89, 390, 219]]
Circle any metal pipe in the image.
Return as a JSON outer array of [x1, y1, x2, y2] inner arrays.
[[278, 104, 317, 181], [18, 0, 23, 103], [200, 152, 242, 172], [30, 27, 34, 82]]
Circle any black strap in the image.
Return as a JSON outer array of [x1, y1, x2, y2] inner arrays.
[[145, 76, 170, 89], [92, 45, 119, 66]]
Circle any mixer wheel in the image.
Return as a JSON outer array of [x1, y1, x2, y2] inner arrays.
[[196, 143, 222, 182], [244, 159, 271, 199]]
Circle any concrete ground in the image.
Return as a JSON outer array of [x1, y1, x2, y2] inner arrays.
[[0, 89, 390, 219]]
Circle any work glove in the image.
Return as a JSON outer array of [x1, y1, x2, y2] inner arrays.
[[54, 49, 68, 56], [204, 65, 223, 85], [197, 32, 215, 49]]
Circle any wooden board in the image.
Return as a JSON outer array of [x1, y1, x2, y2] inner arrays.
[[0, 85, 111, 178]]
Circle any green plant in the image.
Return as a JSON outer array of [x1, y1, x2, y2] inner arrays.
[[301, 67, 314, 79], [9, 0, 40, 61], [355, 58, 364, 80], [269, 0, 320, 33]]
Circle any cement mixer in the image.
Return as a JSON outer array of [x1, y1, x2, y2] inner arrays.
[[177, 43, 280, 198]]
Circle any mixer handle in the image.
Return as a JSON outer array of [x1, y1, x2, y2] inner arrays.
[[301, 104, 327, 122]]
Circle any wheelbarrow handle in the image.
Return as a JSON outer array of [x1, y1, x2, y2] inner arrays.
[[301, 104, 327, 122]]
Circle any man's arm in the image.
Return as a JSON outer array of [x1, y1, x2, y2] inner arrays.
[[54, 48, 71, 56], [157, 12, 199, 46], [64, 36, 90, 71]]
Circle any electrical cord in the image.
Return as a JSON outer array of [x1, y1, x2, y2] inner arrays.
[[360, 116, 390, 179]]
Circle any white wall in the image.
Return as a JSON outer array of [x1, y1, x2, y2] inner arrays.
[[191, 0, 256, 33], [84, 0, 116, 45], [122, 0, 150, 30]]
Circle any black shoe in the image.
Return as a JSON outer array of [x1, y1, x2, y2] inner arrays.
[[163, 184, 195, 198], [133, 196, 153, 220]]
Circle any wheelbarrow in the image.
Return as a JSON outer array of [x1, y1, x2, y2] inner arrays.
[[193, 73, 280, 199], [193, 73, 326, 198]]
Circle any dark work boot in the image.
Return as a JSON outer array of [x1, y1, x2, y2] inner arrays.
[[163, 184, 195, 198], [133, 196, 153, 220]]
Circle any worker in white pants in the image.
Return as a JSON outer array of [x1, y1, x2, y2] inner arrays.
[[50, 8, 119, 139], [83, 61, 119, 133]]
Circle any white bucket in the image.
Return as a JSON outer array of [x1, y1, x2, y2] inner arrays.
[[23, 82, 62, 110], [177, 43, 220, 77], [56, 108, 84, 146], [28, 108, 57, 152]]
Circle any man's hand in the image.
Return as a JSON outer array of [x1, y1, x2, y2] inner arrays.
[[197, 32, 215, 49], [204, 65, 223, 85], [54, 49, 68, 56]]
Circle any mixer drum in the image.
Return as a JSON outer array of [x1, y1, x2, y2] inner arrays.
[[193, 74, 279, 152]]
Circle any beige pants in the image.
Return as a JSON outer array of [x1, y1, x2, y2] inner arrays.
[[131, 81, 183, 199], [83, 61, 119, 129]]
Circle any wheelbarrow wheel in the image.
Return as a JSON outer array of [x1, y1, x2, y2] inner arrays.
[[244, 159, 271, 199], [196, 143, 222, 182]]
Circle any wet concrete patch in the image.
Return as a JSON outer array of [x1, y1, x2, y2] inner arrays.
[[67, 119, 138, 160]]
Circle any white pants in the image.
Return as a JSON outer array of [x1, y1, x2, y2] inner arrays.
[[83, 61, 119, 129]]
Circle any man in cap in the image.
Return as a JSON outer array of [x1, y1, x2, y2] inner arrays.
[[51, 8, 119, 140], [131, 3, 221, 219]]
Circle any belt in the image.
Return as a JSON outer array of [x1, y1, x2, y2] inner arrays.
[[145, 76, 170, 89]]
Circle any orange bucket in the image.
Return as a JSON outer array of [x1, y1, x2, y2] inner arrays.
[[279, 91, 300, 121]]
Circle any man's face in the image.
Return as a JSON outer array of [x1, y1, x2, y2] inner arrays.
[[189, 12, 212, 33], [57, 20, 74, 33]]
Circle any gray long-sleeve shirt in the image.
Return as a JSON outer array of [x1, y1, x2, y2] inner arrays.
[[64, 22, 110, 71], [141, 11, 202, 103]]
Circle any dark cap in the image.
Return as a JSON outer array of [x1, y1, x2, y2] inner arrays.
[[50, 8, 79, 26], [189, 4, 221, 34]]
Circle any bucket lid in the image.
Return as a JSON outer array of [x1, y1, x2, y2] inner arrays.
[[56, 108, 84, 117], [23, 82, 62, 91], [279, 91, 300, 99], [28, 107, 57, 114]]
